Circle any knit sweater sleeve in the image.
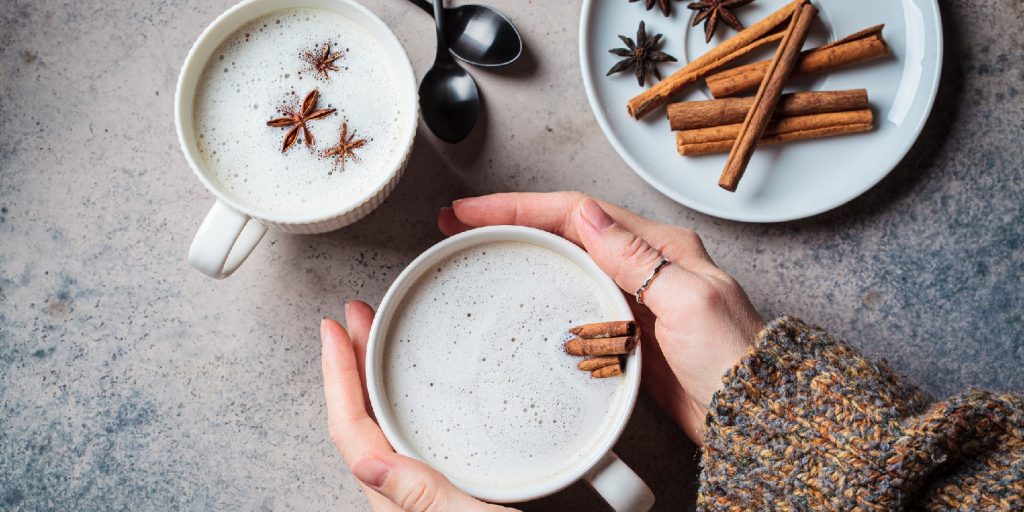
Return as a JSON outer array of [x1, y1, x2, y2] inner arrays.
[[697, 316, 1024, 511]]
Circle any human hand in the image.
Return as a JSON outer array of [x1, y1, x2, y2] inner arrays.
[[321, 302, 516, 512], [438, 192, 763, 443]]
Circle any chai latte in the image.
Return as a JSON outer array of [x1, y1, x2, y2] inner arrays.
[[382, 241, 627, 488], [192, 8, 408, 217]]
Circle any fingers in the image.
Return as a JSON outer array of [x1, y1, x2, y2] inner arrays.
[[575, 198, 694, 316], [321, 316, 404, 512], [438, 207, 472, 237], [353, 452, 507, 512], [322, 318, 368, 425], [344, 300, 376, 419], [603, 204, 717, 272], [444, 192, 585, 240], [344, 301, 375, 357], [444, 192, 717, 274], [321, 318, 393, 464]]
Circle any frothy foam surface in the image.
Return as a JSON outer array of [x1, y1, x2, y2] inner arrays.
[[383, 241, 626, 488], [193, 8, 407, 217]]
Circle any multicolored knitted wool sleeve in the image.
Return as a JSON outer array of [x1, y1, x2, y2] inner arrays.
[[698, 316, 1024, 511]]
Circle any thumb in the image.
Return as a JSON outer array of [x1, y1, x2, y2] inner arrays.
[[352, 452, 490, 512], [575, 197, 692, 315]]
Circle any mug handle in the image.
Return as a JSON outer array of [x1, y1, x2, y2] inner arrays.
[[188, 200, 267, 279], [583, 451, 655, 512]]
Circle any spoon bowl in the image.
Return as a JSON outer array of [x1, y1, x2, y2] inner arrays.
[[444, 4, 522, 67], [419, 62, 480, 143], [410, 0, 522, 67]]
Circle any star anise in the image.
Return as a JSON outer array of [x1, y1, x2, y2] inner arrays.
[[303, 42, 344, 80], [607, 22, 678, 87], [266, 89, 336, 153], [688, 0, 755, 43], [322, 121, 367, 172], [628, 0, 680, 17]]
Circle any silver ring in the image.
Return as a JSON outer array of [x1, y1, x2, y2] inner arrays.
[[635, 258, 670, 305]]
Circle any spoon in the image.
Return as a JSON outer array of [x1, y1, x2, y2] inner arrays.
[[409, 0, 522, 67], [419, 0, 481, 143]]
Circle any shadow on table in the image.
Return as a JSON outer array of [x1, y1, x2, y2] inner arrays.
[[515, 392, 701, 512]]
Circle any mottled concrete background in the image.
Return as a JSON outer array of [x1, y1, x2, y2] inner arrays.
[[1, 0, 1021, 510]]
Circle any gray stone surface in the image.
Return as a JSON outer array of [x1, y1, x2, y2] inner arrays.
[[1, 0, 1021, 510]]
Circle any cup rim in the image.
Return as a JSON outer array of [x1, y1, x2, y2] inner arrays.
[[365, 226, 642, 503], [173, 0, 419, 225]]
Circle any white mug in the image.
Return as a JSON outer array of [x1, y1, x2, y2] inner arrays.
[[174, 0, 418, 278], [366, 226, 656, 511]]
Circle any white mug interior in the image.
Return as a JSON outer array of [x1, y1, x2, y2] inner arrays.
[[366, 226, 643, 503], [174, 0, 418, 226]]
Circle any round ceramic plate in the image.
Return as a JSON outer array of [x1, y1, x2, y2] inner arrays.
[[579, 0, 942, 222]]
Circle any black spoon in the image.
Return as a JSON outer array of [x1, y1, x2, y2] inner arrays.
[[409, 0, 522, 67], [419, 0, 481, 143]]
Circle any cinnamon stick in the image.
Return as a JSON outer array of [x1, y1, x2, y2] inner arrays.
[[569, 320, 636, 339], [707, 25, 890, 98], [679, 124, 873, 155], [668, 89, 868, 131], [624, 0, 801, 119], [708, 25, 886, 84], [592, 363, 623, 378], [680, 109, 872, 144], [719, 1, 817, 192], [578, 356, 622, 372], [564, 336, 637, 356], [677, 109, 874, 155]]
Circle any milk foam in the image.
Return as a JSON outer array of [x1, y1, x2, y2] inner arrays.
[[193, 8, 407, 217], [383, 242, 626, 488]]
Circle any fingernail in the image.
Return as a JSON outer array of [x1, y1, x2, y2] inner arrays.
[[452, 198, 465, 206], [580, 198, 614, 231], [353, 455, 390, 489], [344, 301, 352, 315], [320, 318, 329, 338]]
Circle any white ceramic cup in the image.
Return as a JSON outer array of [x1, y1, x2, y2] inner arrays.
[[174, 0, 418, 278], [366, 226, 656, 511]]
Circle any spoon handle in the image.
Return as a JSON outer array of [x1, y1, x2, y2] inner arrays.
[[409, 0, 433, 15], [431, 0, 450, 61]]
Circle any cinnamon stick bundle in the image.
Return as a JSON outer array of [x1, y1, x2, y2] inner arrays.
[[677, 109, 874, 155], [624, 0, 802, 120], [719, 1, 817, 192], [706, 25, 890, 98], [567, 321, 636, 377], [564, 336, 637, 357], [667, 89, 868, 131]]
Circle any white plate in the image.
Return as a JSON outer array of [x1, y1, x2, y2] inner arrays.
[[579, 0, 943, 222]]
